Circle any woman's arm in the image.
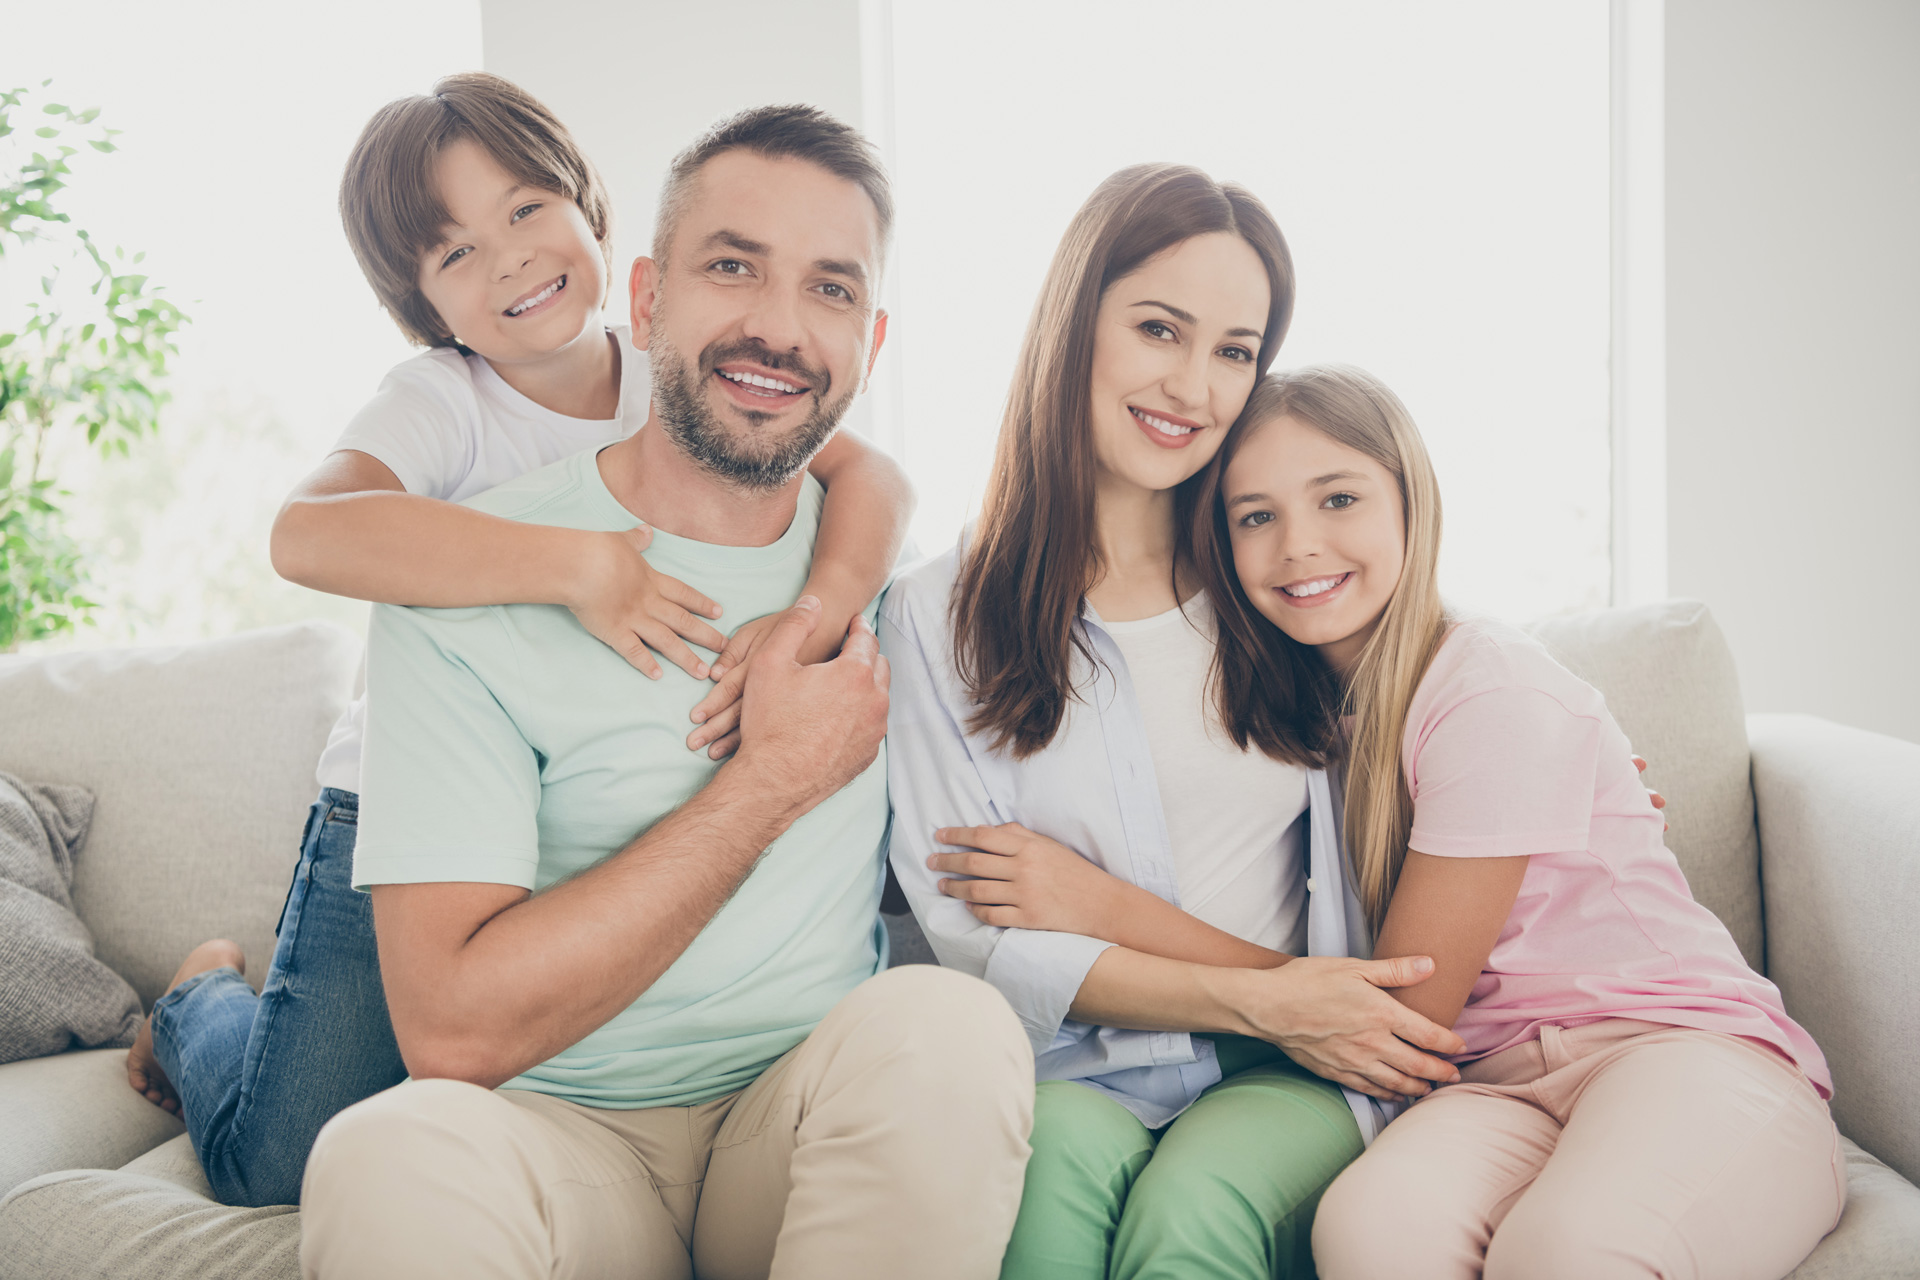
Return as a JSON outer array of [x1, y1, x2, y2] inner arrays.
[[1067, 947, 1464, 1101], [270, 449, 726, 678], [689, 432, 915, 756], [1369, 851, 1530, 1030]]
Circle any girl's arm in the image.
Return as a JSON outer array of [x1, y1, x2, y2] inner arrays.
[[270, 449, 727, 679], [687, 431, 914, 756], [929, 822, 1291, 969], [1369, 851, 1531, 1030]]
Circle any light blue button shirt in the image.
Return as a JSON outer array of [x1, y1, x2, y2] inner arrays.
[[881, 545, 1392, 1142]]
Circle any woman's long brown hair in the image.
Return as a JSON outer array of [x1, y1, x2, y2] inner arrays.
[[951, 164, 1294, 758]]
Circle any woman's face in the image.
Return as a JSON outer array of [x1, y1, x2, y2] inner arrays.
[[1223, 413, 1407, 675], [1086, 232, 1271, 496]]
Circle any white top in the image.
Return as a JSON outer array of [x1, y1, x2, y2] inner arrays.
[[313, 328, 651, 792], [1102, 594, 1311, 955]]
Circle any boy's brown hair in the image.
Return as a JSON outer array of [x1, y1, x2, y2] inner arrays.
[[339, 72, 612, 349]]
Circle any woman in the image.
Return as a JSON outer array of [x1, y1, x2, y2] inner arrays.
[[881, 164, 1466, 1279]]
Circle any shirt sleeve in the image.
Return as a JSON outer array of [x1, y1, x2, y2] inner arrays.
[[879, 587, 1114, 1057], [1407, 684, 1602, 859], [352, 602, 543, 889], [332, 358, 479, 499]]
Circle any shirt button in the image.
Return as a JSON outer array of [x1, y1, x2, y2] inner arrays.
[[1306, 878, 1319, 893]]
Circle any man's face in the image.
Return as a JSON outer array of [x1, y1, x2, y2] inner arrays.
[[632, 150, 888, 490]]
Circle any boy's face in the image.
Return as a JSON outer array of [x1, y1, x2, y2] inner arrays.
[[415, 138, 607, 362], [629, 151, 888, 489]]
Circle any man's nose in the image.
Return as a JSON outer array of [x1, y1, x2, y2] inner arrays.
[[739, 282, 807, 354]]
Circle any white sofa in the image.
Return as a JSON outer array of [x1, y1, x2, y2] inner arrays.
[[0, 604, 1915, 1278]]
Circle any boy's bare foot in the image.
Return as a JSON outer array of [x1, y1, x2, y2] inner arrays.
[[125, 939, 246, 1115]]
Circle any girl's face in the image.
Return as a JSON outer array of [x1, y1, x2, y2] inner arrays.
[[416, 138, 608, 362], [1223, 413, 1407, 675], [1086, 232, 1270, 497]]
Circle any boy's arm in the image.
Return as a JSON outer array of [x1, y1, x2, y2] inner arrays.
[[271, 449, 726, 678], [688, 431, 914, 756]]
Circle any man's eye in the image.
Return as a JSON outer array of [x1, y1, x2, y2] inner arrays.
[[440, 246, 470, 269], [711, 259, 748, 275], [819, 282, 853, 301], [1325, 493, 1357, 510]]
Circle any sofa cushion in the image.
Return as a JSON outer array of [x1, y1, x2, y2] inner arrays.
[[0, 1047, 182, 1199], [1785, 1138, 1920, 1279], [0, 1145, 299, 1280], [1750, 713, 1920, 1188], [0, 622, 360, 1005], [1526, 600, 1764, 971]]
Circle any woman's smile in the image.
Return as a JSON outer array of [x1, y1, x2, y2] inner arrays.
[[1129, 404, 1205, 448]]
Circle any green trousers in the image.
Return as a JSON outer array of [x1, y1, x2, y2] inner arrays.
[[1000, 1038, 1364, 1280]]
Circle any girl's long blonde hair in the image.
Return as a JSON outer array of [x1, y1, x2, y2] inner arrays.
[[1191, 365, 1450, 933]]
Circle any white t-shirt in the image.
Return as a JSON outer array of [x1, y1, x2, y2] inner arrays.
[[313, 327, 651, 792], [1103, 594, 1311, 954]]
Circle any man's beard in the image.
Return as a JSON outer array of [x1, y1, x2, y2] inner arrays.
[[649, 324, 856, 492]]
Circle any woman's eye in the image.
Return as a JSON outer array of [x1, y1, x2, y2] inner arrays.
[[1140, 320, 1175, 340], [1237, 510, 1274, 529], [1220, 345, 1255, 363], [1325, 492, 1357, 510], [511, 202, 541, 222], [440, 246, 470, 269]]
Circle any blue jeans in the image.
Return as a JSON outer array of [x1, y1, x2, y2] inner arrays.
[[149, 788, 406, 1206]]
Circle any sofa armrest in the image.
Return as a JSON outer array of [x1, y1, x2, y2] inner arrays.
[[1750, 713, 1920, 1186]]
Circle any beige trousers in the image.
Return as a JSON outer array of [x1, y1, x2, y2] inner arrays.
[[300, 966, 1034, 1280], [1312, 1019, 1845, 1280]]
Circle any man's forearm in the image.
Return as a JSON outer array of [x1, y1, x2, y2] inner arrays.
[[375, 763, 804, 1088]]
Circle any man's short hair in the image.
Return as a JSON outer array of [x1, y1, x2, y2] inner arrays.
[[339, 72, 613, 349], [652, 104, 893, 266]]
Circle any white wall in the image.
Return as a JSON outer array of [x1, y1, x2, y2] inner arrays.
[[1664, 0, 1920, 743], [478, 0, 878, 438]]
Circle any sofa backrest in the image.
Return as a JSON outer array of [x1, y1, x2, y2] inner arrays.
[[0, 622, 359, 1006], [1526, 600, 1764, 971]]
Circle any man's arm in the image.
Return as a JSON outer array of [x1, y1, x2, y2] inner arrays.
[[372, 597, 889, 1090]]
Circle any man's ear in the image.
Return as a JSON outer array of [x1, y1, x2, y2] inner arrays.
[[629, 257, 660, 351], [861, 309, 889, 393]]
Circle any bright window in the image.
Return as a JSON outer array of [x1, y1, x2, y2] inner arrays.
[[887, 1, 1612, 620], [1, 0, 481, 645]]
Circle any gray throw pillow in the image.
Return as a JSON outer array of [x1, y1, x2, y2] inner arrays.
[[0, 771, 143, 1063]]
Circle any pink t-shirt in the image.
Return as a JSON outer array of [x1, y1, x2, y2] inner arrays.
[[1404, 619, 1831, 1097]]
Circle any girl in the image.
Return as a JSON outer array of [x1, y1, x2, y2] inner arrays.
[[883, 165, 1467, 1280], [1194, 365, 1842, 1279], [123, 73, 911, 1208]]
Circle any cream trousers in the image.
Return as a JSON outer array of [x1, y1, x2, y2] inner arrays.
[[299, 965, 1034, 1280], [1312, 1019, 1845, 1280]]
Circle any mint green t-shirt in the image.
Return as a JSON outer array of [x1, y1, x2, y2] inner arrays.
[[354, 446, 888, 1109]]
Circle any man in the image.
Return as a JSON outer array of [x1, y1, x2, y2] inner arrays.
[[299, 106, 1034, 1280]]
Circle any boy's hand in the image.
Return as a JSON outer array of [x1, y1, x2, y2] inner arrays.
[[929, 823, 1127, 938], [688, 604, 856, 760], [571, 526, 727, 681]]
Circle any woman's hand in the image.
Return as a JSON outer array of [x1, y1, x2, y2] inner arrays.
[[1632, 755, 1669, 830], [1222, 955, 1467, 1102], [569, 526, 726, 680], [929, 823, 1127, 938]]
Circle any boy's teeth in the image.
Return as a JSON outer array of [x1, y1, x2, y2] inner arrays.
[[1134, 408, 1195, 436], [507, 277, 564, 315], [720, 370, 803, 393], [1283, 574, 1347, 598]]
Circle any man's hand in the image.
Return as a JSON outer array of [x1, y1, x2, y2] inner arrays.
[[929, 823, 1126, 937], [729, 596, 889, 818], [1226, 955, 1467, 1102], [569, 526, 727, 680]]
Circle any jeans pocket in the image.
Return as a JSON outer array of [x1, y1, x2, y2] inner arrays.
[[276, 804, 325, 937]]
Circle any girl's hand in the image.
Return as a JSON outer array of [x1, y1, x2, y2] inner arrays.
[[1632, 755, 1669, 831], [688, 602, 859, 760], [570, 526, 727, 680], [929, 823, 1126, 938]]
